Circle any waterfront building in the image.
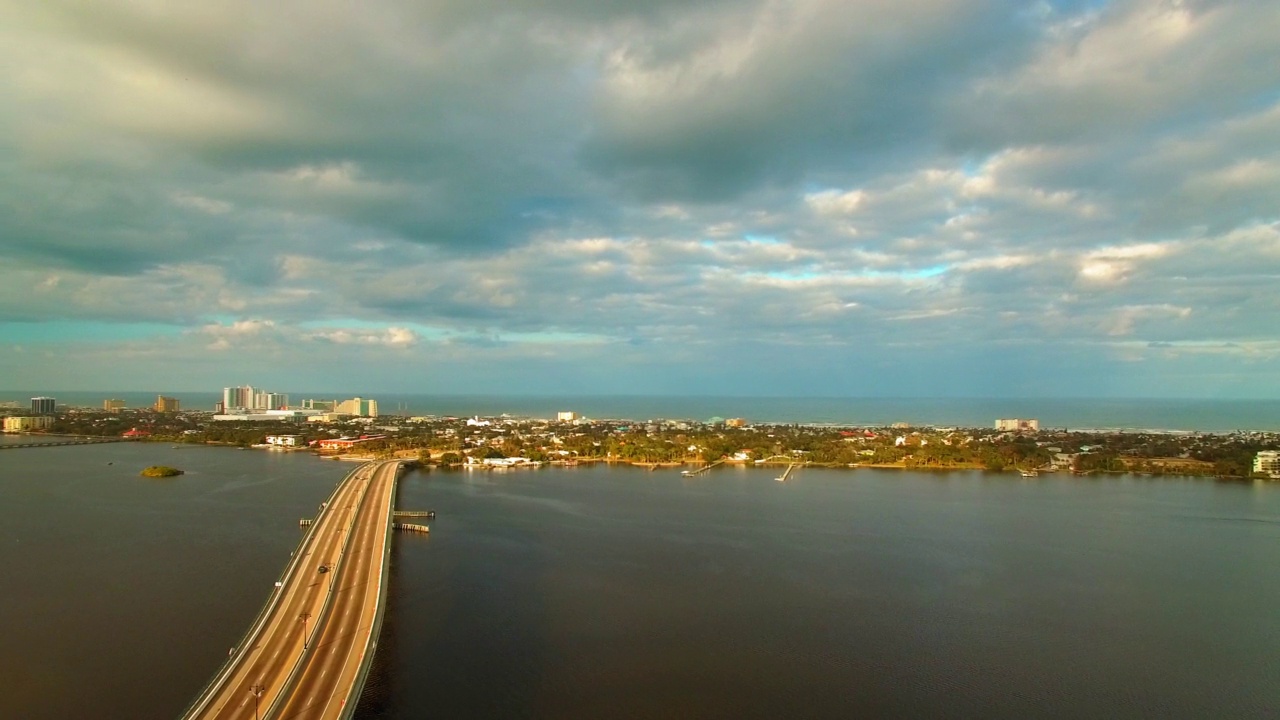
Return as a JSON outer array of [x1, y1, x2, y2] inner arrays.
[[3, 416, 54, 432], [1255, 451, 1280, 479], [480, 456, 538, 467], [103, 399, 126, 413], [996, 418, 1040, 432], [725, 418, 748, 428], [557, 411, 578, 422], [316, 434, 386, 450], [266, 434, 305, 447], [30, 397, 55, 414], [154, 396, 180, 412]]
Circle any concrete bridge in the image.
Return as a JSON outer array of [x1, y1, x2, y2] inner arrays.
[[181, 459, 406, 720], [0, 436, 135, 450]]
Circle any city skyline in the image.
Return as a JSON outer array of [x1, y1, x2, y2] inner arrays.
[[1, 1, 1277, 398]]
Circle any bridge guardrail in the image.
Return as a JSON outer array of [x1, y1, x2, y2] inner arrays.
[[339, 461, 401, 719]]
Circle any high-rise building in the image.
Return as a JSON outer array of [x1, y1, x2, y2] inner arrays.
[[154, 396, 180, 412], [30, 397, 55, 414], [995, 418, 1039, 432], [557, 411, 578, 422], [334, 397, 378, 417], [249, 391, 288, 410], [103, 399, 126, 413], [223, 386, 255, 411]]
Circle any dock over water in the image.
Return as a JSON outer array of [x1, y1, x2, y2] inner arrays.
[[681, 459, 726, 476]]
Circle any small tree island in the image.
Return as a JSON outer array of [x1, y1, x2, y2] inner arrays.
[[140, 465, 184, 478]]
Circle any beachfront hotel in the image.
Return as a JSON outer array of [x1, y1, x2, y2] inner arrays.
[[221, 385, 289, 412], [154, 396, 180, 412]]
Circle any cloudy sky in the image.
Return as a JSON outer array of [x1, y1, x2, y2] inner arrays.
[[1, 0, 1277, 398]]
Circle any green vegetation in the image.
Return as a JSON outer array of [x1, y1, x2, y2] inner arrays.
[[140, 465, 184, 478]]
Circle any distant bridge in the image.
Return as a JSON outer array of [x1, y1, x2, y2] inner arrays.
[[0, 436, 135, 450]]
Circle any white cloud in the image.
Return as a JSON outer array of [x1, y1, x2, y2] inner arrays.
[[804, 189, 866, 215], [1103, 304, 1191, 337], [308, 326, 419, 348], [197, 319, 419, 352], [1079, 242, 1174, 284], [171, 192, 233, 215]]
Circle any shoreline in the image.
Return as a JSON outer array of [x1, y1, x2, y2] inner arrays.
[[301, 450, 1253, 480]]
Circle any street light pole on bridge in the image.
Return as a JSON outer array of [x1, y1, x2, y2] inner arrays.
[[250, 684, 265, 720], [299, 612, 312, 652]]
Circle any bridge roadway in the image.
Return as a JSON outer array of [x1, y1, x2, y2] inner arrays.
[[182, 459, 400, 720], [274, 458, 398, 718]]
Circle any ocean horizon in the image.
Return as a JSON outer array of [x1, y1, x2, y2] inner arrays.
[[2, 391, 1277, 434]]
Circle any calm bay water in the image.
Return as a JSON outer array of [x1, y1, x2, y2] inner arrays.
[[3, 446, 1280, 718], [5, 392, 1280, 432], [0, 444, 352, 720]]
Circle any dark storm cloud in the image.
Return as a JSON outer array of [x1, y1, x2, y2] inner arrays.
[[583, 0, 1037, 200]]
